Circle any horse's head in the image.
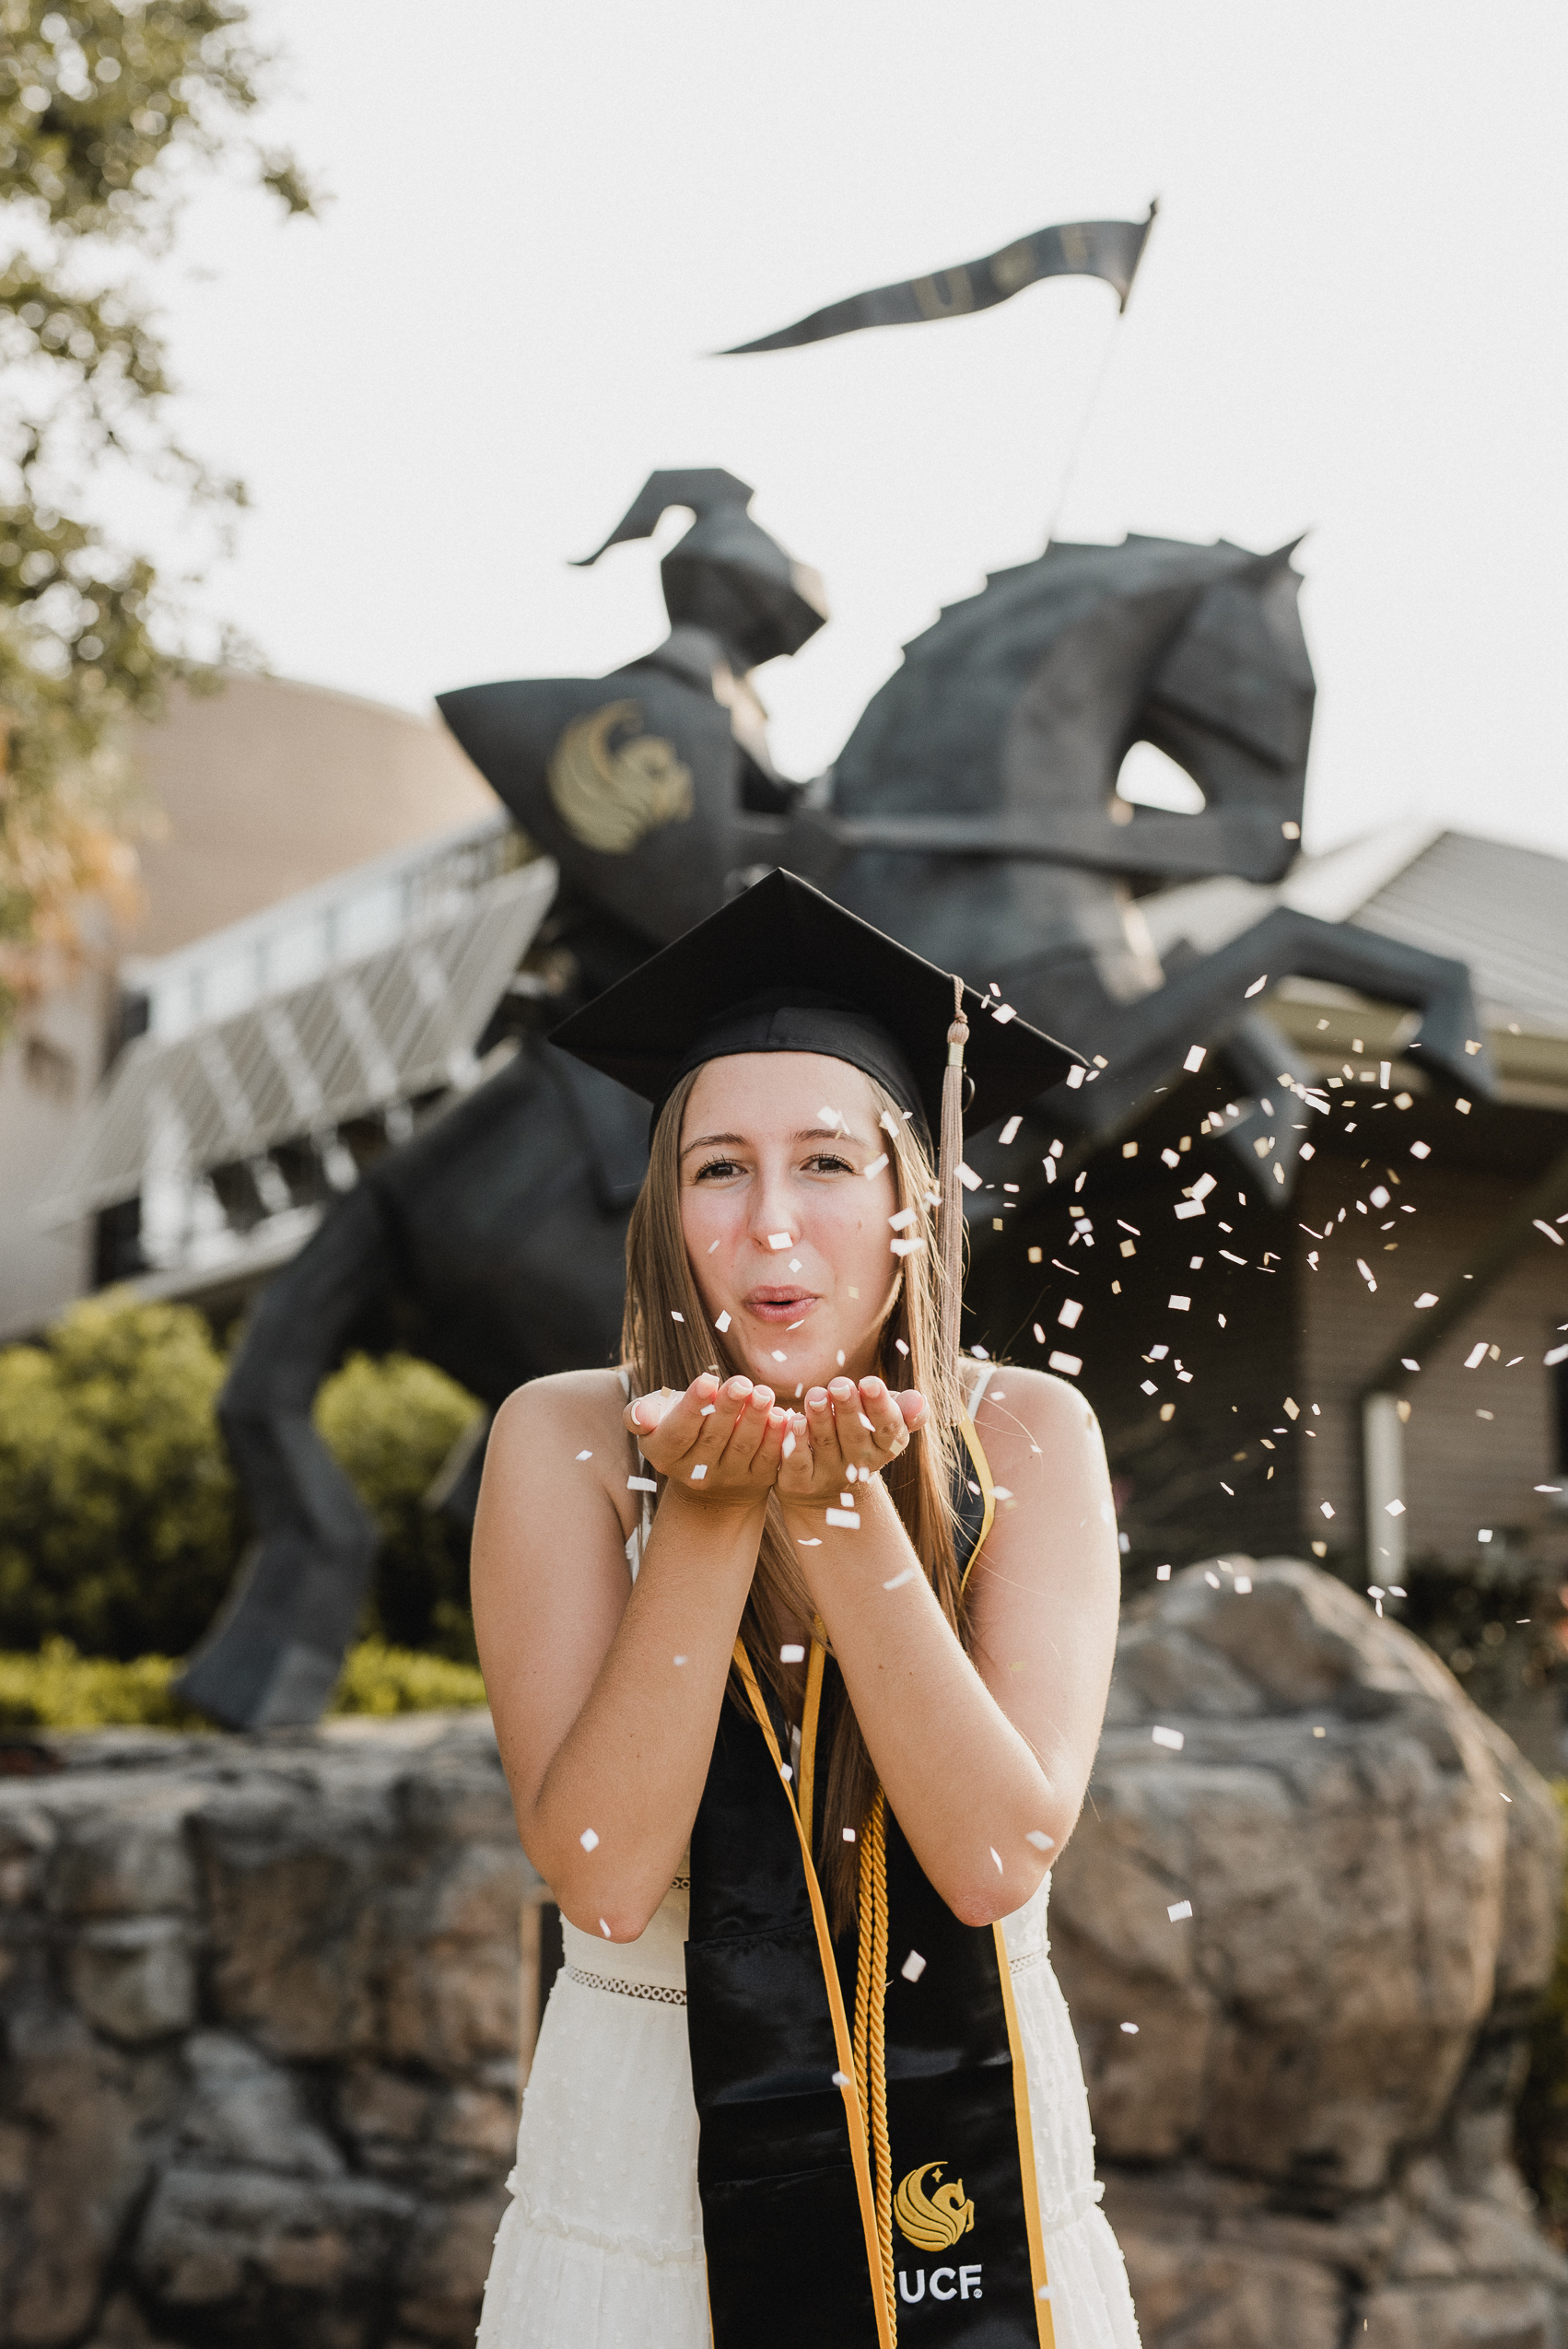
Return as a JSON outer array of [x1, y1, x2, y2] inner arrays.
[[834, 532, 1315, 891]]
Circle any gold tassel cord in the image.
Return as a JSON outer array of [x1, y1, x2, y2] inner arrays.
[[854, 1788, 896, 2334], [938, 976, 969, 1373]]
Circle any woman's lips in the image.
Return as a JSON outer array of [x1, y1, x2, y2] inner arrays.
[[743, 1290, 819, 1325]]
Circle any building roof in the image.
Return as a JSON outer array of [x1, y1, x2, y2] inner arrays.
[[1141, 824, 1568, 1040]]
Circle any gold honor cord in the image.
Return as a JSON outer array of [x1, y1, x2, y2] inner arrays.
[[798, 1617, 827, 1851], [731, 1642, 895, 2349], [853, 1789, 895, 2321]]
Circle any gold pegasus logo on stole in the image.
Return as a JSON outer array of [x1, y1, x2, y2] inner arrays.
[[894, 2161, 976, 2251], [546, 701, 695, 855]]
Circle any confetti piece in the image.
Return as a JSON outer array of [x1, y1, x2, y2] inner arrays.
[[882, 1562, 916, 1587], [879, 1109, 901, 1138], [1205, 1571, 1221, 1587], [671, 1310, 685, 1323], [1167, 1900, 1193, 1922], [1535, 1220, 1565, 1246], [1356, 1259, 1377, 1291], [1320, 1502, 1335, 1519], [1141, 1378, 1158, 1396], [1032, 1322, 1047, 1344], [600, 1919, 612, 1938], [901, 1950, 927, 1982], [715, 1311, 731, 1333], [1065, 1064, 1085, 1089], [767, 1232, 793, 1250], [864, 1152, 889, 1179], [707, 1238, 721, 1254], [1168, 1295, 1191, 1312], [781, 1432, 796, 1459], [999, 1115, 1023, 1144], [1546, 1346, 1568, 1367], [833, 2069, 850, 2086], [797, 1537, 822, 1547], [1480, 1528, 1493, 1543], [957, 1162, 982, 1190], [673, 1654, 688, 1665], [889, 1207, 918, 1230], [690, 1464, 708, 1481], [891, 1238, 925, 1256], [628, 1476, 657, 1492], [575, 1449, 593, 1461], [779, 1762, 793, 1782], [990, 1847, 1004, 1872], [780, 1642, 805, 1664], [1385, 1499, 1405, 1516], [1175, 1199, 1205, 1221], [1156, 1563, 1172, 1581], [1048, 1351, 1082, 1375], [1245, 974, 1268, 998], [1058, 1298, 1083, 1328], [1025, 1829, 1054, 1851], [1120, 2020, 1141, 2033], [1234, 1576, 1253, 1593], [579, 1829, 600, 1852], [1465, 1038, 1481, 1055], [1464, 1342, 1488, 1369], [827, 1507, 861, 1529], [1414, 1292, 1438, 1309], [1152, 1725, 1184, 1751], [993, 1004, 1017, 1024], [1370, 1185, 1390, 1208], [771, 1350, 788, 1362], [1184, 1045, 1206, 1072], [844, 1828, 857, 1841], [1410, 1140, 1431, 1159]]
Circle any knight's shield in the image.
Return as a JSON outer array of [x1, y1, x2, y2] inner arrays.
[[437, 664, 748, 944]]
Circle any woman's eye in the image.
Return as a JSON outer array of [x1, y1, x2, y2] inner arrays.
[[694, 1157, 743, 1182], [805, 1152, 854, 1175]]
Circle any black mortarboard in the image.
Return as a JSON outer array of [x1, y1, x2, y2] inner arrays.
[[549, 869, 1081, 1138]]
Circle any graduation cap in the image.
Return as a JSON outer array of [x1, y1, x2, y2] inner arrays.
[[550, 869, 1083, 1360]]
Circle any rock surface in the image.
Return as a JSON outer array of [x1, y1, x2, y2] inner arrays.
[[0, 1712, 532, 2349], [1051, 1558, 1568, 2346], [2, 1561, 1563, 2348]]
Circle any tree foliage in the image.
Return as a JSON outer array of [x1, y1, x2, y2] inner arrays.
[[0, 1295, 483, 1662], [0, 0, 318, 1016]]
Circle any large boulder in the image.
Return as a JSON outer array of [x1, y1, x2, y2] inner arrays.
[[1051, 1558, 1568, 2348]]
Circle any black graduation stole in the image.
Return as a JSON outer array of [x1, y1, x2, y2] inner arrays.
[[685, 1417, 1056, 2349]]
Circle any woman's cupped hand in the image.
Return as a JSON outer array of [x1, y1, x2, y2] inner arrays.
[[624, 1374, 929, 1512]]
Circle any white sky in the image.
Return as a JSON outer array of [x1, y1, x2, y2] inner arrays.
[[137, 0, 1567, 859]]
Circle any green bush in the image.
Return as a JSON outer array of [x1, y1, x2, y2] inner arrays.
[[0, 1637, 486, 1731], [0, 1297, 484, 1663], [0, 1294, 240, 1659], [314, 1351, 483, 1659]]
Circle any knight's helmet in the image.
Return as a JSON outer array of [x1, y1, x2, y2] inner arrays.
[[572, 469, 828, 672]]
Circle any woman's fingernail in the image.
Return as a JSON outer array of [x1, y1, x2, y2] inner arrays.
[[807, 1388, 828, 1409], [830, 1378, 854, 1398], [730, 1379, 753, 1397], [861, 1378, 884, 1398], [753, 1386, 775, 1408], [768, 1408, 786, 1426]]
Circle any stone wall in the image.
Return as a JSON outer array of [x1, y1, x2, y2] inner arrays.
[[1052, 1559, 1568, 2348], [3, 1562, 1565, 2349], [0, 1712, 535, 2349]]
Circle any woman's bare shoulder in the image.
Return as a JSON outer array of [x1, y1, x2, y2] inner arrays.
[[490, 1367, 630, 1453], [974, 1363, 1103, 1464]]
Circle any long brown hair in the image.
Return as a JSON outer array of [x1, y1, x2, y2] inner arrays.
[[621, 1061, 969, 1934]]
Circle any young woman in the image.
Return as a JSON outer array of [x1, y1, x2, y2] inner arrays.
[[471, 871, 1139, 2349]]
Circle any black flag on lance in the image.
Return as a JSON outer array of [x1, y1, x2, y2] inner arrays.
[[719, 205, 1156, 356]]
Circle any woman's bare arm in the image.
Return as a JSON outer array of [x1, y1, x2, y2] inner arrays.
[[785, 1367, 1119, 1925], [470, 1369, 785, 1941]]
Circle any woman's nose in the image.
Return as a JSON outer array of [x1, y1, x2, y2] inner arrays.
[[746, 1160, 799, 1250]]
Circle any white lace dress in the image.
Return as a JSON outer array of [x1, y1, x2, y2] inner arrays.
[[478, 1511, 1141, 2347]]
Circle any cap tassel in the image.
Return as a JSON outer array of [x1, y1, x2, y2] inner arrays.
[[939, 976, 968, 1369]]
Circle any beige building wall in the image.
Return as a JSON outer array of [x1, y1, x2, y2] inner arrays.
[[127, 672, 496, 955]]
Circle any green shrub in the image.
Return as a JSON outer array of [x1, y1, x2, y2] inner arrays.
[[314, 1352, 483, 1659], [0, 1295, 240, 1659], [0, 1298, 484, 1664], [0, 1637, 486, 1731]]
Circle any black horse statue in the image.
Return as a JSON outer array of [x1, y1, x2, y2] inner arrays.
[[176, 473, 1491, 1728]]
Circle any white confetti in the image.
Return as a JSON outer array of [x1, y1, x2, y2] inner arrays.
[[779, 1763, 793, 1782], [600, 1919, 612, 1938], [780, 1643, 805, 1663], [671, 1310, 685, 1322], [1464, 1341, 1488, 1370], [990, 1847, 1004, 1872], [1183, 1045, 1206, 1071], [890, 1238, 925, 1256], [1410, 1140, 1431, 1159], [1058, 1297, 1083, 1328], [1120, 2020, 1141, 2034], [673, 1654, 688, 1665], [781, 1431, 796, 1459], [797, 1537, 822, 1547], [628, 1476, 657, 1492], [843, 1828, 857, 1841], [1535, 1220, 1565, 1246], [826, 1507, 861, 1530], [1152, 1725, 1185, 1751], [864, 1152, 890, 1179], [1190, 1173, 1216, 1200], [1141, 1379, 1158, 1396], [1167, 1900, 1193, 1922], [901, 1950, 927, 1982], [957, 1162, 982, 1190], [1025, 1829, 1055, 1851], [1234, 1575, 1253, 1593], [999, 1115, 1023, 1144], [1320, 1502, 1335, 1519], [575, 1449, 593, 1461], [1168, 1295, 1191, 1312], [707, 1238, 721, 1254], [1546, 1345, 1568, 1367], [1356, 1258, 1377, 1291], [767, 1232, 793, 1250], [1414, 1291, 1438, 1309], [1156, 1563, 1172, 1581], [579, 1828, 600, 1852], [1048, 1351, 1082, 1375], [715, 1311, 731, 1332], [833, 2069, 850, 2086], [771, 1350, 788, 1362], [889, 1207, 918, 1230], [1174, 1198, 1205, 1221], [993, 1003, 1017, 1024], [1065, 1063, 1086, 1088], [1244, 974, 1268, 998], [690, 1464, 708, 1481], [882, 1563, 916, 1587]]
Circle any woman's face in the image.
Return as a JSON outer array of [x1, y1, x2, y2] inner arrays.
[[679, 1052, 904, 1393]]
